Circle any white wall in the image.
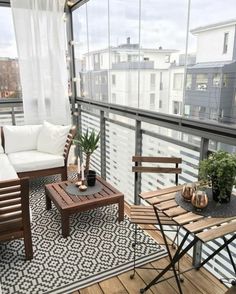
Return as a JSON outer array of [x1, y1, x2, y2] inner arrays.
[[195, 25, 236, 63]]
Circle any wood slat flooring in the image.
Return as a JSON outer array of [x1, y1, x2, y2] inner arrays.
[[71, 203, 228, 294]]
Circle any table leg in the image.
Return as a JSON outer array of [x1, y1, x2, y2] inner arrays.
[[45, 192, 52, 210], [118, 197, 124, 222], [61, 213, 70, 238]]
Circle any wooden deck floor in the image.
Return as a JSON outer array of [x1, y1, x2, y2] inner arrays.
[[71, 202, 229, 294]]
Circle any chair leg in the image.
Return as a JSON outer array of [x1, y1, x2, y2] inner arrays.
[[24, 231, 33, 260], [61, 168, 67, 181], [130, 223, 138, 279]]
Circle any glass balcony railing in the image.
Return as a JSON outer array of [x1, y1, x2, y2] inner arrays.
[[0, 99, 24, 125], [75, 96, 236, 287]]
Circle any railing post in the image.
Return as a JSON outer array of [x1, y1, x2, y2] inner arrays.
[[11, 107, 16, 125], [75, 103, 82, 161], [193, 137, 209, 268], [66, 4, 77, 125], [134, 120, 142, 205], [199, 137, 209, 162], [100, 110, 106, 179]]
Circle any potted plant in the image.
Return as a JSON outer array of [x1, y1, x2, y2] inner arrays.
[[74, 129, 100, 186], [199, 150, 236, 203]]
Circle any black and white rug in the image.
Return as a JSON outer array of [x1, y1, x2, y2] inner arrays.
[[0, 174, 167, 294]]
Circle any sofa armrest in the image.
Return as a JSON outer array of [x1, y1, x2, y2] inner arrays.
[[63, 126, 77, 166]]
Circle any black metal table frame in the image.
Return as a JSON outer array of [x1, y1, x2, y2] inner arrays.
[[140, 206, 236, 294]]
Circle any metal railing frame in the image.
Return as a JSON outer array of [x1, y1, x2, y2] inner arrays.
[[75, 96, 236, 268]]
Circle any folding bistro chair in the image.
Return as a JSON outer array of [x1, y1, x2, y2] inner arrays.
[[130, 156, 182, 279]]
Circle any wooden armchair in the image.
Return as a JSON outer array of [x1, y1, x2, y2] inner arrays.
[[0, 177, 33, 260]]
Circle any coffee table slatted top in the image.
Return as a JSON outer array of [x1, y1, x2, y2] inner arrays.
[[45, 176, 123, 210]]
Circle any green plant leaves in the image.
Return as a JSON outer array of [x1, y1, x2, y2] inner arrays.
[[199, 150, 236, 201]]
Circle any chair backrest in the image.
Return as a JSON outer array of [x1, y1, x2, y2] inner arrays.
[[132, 156, 182, 185], [0, 177, 33, 259]]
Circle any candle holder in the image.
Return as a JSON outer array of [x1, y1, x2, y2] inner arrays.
[[75, 173, 82, 187], [79, 180, 87, 191]]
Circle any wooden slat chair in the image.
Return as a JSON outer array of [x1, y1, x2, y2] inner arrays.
[[0, 177, 33, 260], [130, 156, 182, 279]]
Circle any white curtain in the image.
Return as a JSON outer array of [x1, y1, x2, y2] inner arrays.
[[11, 0, 71, 125]]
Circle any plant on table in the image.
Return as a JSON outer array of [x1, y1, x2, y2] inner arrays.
[[73, 128, 100, 174], [199, 150, 236, 203]]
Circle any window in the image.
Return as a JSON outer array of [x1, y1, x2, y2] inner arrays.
[[223, 73, 229, 87], [101, 75, 107, 84], [150, 73, 156, 90], [165, 55, 170, 63], [0, 7, 22, 99], [173, 101, 182, 115], [223, 32, 229, 54], [186, 74, 192, 90], [150, 93, 155, 106], [160, 72, 163, 90], [112, 93, 116, 103], [213, 73, 221, 87], [196, 74, 208, 91], [159, 99, 162, 109], [112, 74, 116, 85], [144, 57, 149, 61], [173, 73, 183, 90]]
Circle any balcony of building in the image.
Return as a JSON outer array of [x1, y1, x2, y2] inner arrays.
[[0, 0, 236, 293]]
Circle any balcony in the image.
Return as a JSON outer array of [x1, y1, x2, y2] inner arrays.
[[0, 0, 236, 293]]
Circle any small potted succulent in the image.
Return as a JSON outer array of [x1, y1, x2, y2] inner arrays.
[[199, 150, 236, 203], [74, 129, 100, 186]]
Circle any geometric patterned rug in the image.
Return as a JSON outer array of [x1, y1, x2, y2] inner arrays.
[[0, 174, 167, 294]]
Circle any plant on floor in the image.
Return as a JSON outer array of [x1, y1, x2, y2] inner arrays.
[[199, 150, 236, 202], [74, 129, 100, 174]]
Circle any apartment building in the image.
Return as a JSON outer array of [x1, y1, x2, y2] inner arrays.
[[0, 57, 21, 98], [184, 19, 236, 123]]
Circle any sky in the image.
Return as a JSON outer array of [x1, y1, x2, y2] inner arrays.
[[1, 0, 236, 58]]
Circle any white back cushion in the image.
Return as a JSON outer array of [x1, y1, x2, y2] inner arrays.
[[0, 130, 4, 153], [37, 121, 71, 155], [4, 125, 42, 154]]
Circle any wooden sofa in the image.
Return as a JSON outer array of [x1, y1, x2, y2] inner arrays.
[[0, 125, 76, 181], [0, 177, 33, 260], [0, 124, 76, 260]]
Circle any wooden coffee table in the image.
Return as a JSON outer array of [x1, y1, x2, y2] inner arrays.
[[45, 176, 124, 237]]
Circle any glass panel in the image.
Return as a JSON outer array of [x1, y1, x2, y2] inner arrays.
[[109, 0, 139, 107], [72, 5, 89, 98], [81, 112, 101, 174], [0, 7, 21, 99], [106, 120, 135, 203]]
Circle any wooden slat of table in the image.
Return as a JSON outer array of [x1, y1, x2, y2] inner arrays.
[[196, 221, 236, 243], [164, 206, 187, 217], [173, 212, 204, 225], [184, 217, 236, 233], [140, 185, 183, 200], [53, 184, 74, 205], [154, 199, 178, 210]]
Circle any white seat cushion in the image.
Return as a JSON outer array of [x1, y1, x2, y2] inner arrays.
[[8, 150, 64, 173], [0, 154, 18, 181], [4, 125, 42, 154], [37, 121, 71, 155]]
